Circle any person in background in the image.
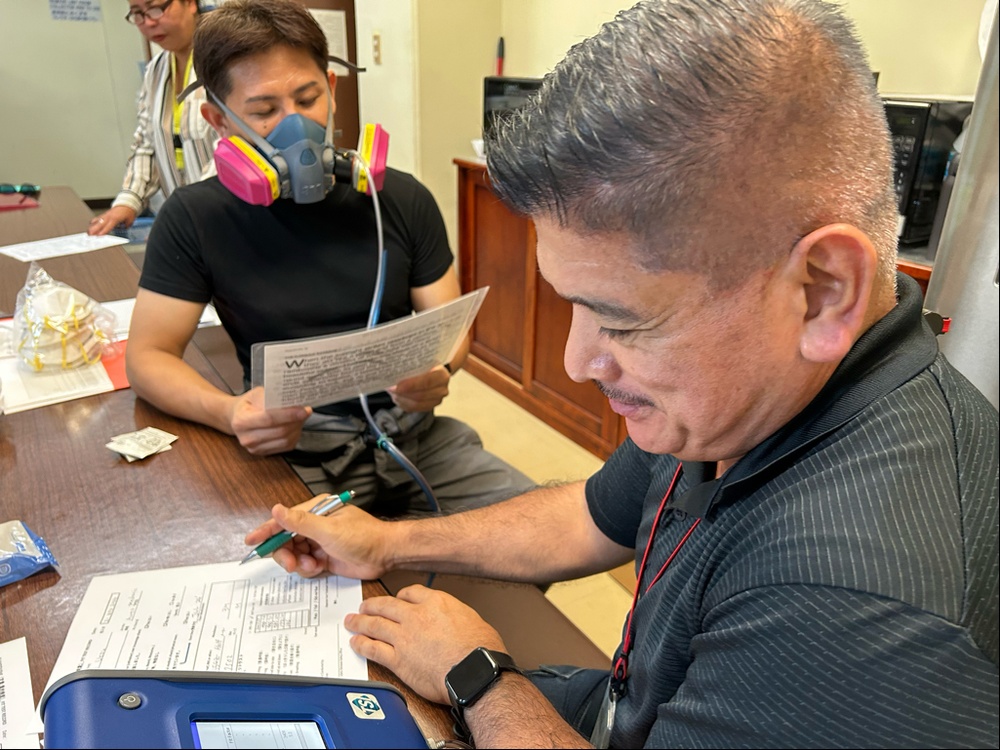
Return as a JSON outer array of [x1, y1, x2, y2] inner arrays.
[[126, 0, 536, 516], [88, 0, 217, 236], [245, 0, 999, 747]]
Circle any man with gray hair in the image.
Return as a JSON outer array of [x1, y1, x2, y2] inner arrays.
[[247, 1, 999, 746]]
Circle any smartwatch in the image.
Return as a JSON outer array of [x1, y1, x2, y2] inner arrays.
[[446, 647, 522, 718]]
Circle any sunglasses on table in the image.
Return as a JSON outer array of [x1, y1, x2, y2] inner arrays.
[[0, 183, 41, 198]]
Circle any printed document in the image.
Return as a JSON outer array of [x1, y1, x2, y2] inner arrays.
[[0, 299, 217, 415], [44, 561, 367, 697], [0, 638, 41, 749], [0, 233, 127, 263], [0, 342, 128, 415], [252, 287, 488, 409]]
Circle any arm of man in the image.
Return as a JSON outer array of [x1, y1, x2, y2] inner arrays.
[[345, 585, 593, 749], [254, 481, 628, 746], [126, 288, 311, 454], [388, 267, 469, 413], [248, 480, 633, 584]]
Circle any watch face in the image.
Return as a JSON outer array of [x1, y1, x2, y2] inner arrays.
[[447, 649, 498, 707]]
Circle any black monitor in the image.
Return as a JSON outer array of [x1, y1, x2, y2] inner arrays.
[[483, 76, 543, 140]]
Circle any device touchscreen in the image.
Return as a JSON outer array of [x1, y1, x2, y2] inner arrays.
[[191, 721, 328, 749]]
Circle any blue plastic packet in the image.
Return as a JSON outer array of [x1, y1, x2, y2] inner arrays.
[[0, 520, 59, 587]]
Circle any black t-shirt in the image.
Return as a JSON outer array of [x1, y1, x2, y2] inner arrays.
[[140, 169, 454, 416]]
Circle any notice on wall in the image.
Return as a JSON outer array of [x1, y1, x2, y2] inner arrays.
[[309, 9, 351, 77], [49, 0, 102, 22]]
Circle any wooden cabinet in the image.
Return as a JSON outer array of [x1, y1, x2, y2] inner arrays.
[[454, 158, 627, 460]]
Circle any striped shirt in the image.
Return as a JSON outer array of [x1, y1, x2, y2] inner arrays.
[[587, 273, 999, 748], [112, 50, 218, 214]]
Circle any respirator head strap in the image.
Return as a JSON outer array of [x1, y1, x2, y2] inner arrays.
[[205, 88, 282, 162], [322, 86, 337, 192]]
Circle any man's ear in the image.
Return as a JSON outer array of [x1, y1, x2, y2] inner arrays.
[[200, 101, 228, 136], [788, 223, 877, 364]]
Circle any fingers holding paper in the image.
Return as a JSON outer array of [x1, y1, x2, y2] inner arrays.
[[388, 364, 451, 412], [229, 386, 311, 455], [345, 585, 507, 705]]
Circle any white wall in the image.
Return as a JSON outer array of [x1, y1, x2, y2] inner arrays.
[[0, 0, 145, 201], [415, 0, 502, 253], [357, 0, 502, 254], [843, 0, 985, 97], [1, 0, 990, 216], [354, 0, 419, 175], [499, 0, 621, 77], [498, 0, 988, 95]]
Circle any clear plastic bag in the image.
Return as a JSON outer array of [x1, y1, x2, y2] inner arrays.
[[12, 262, 117, 372]]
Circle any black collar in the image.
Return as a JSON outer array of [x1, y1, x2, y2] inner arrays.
[[670, 273, 937, 518]]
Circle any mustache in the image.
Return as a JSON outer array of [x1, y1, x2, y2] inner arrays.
[[595, 380, 655, 408]]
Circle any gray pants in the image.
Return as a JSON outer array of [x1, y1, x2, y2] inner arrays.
[[529, 666, 610, 740], [286, 409, 537, 517]]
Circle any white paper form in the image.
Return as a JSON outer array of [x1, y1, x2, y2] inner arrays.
[[44, 561, 367, 697], [253, 287, 488, 410], [0, 638, 41, 749], [0, 233, 127, 263], [0, 299, 218, 414], [0, 353, 119, 414]]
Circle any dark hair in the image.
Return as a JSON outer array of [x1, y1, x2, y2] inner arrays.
[[487, 0, 897, 290], [193, 0, 328, 102]]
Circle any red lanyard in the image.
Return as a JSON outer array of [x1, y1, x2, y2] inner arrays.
[[611, 463, 701, 698]]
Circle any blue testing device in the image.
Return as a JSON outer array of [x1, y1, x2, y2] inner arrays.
[[40, 670, 430, 749]]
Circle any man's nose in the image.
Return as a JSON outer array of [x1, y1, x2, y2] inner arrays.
[[563, 308, 618, 384]]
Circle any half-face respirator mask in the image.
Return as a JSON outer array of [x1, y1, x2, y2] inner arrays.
[[207, 87, 388, 205]]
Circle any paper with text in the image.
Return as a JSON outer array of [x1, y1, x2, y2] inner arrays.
[[44, 561, 367, 699], [0, 233, 127, 263], [0, 342, 128, 415], [0, 638, 41, 749], [252, 287, 488, 410]]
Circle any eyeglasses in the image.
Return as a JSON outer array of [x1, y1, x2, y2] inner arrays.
[[125, 0, 174, 25], [0, 183, 41, 198]]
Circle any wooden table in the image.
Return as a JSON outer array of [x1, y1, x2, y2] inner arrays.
[[0, 187, 454, 742]]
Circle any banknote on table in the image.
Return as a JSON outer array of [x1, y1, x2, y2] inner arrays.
[[106, 426, 178, 462]]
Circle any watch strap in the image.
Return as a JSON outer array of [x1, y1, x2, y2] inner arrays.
[[447, 648, 523, 739], [487, 649, 519, 674]]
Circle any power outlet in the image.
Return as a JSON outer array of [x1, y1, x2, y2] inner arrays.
[[372, 32, 382, 65]]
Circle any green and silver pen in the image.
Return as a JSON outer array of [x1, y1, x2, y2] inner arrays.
[[240, 490, 356, 565]]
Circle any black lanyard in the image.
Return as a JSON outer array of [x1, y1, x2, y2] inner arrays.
[[610, 462, 701, 699]]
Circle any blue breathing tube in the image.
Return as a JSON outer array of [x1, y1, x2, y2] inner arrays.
[[351, 151, 440, 515]]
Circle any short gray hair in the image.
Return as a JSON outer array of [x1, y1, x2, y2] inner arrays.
[[487, 0, 898, 291]]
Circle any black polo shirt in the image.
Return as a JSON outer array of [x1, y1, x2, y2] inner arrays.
[[586, 273, 999, 748]]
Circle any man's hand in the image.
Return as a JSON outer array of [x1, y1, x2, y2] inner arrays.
[[88, 206, 137, 236], [345, 584, 507, 705], [388, 365, 450, 412], [228, 386, 311, 455], [245, 499, 393, 580]]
